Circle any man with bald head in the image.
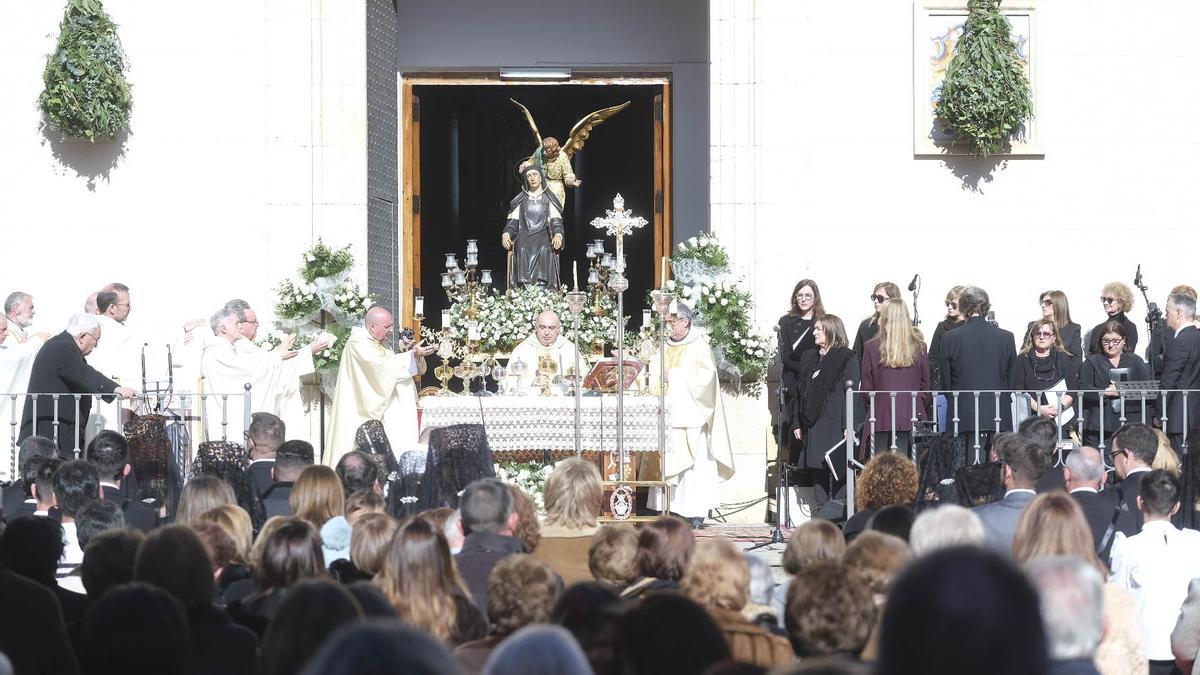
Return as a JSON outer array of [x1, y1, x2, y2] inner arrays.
[[508, 309, 581, 394], [1065, 445, 1132, 561], [325, 306, 435, 466]]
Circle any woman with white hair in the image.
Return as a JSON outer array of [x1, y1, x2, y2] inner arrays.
[[908, 505, 986, 557]]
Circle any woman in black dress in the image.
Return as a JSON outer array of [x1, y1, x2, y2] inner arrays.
[[852, 282, 902, 362], [1088, 282, 1138, 355], [778, 279, 825, 465], [1079, 320, 1151, 449], [929, 286, 965, 429], [1015, 318, 1079, 427], [1025, 290, 1082, 361], [795, 315, 863, 499]]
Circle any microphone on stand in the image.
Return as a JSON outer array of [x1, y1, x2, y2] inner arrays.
[[907, 274, 920, 292], [908, 274, 921, 325]]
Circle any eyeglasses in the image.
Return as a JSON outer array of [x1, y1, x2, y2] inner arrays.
[[1100, 296, 1118, 305], [795, 292, 814, 300], [1041, 299, 1053, 307], [1101, 337, 1123, 346], [945, 301, 956, 308], [1035, 331, 1055, 338], [239, 320, 260, 326], [870, 295, 888, 303]]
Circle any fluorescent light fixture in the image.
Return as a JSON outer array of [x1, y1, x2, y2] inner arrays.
[[499, 67, 572, 80]]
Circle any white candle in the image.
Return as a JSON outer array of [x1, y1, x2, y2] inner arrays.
[[467, 322, 480, 341], [441, 309, 451, 328], [573, 262, 578, 290], [642, 309, 652, 328], [414, 295, 424, 317]]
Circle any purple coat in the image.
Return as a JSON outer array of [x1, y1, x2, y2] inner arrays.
[[860, 338, 931, 433]]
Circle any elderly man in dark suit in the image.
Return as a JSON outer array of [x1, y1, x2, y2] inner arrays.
[[938, 286, 1017, 463], [1065, 445, 1132, 562], [1102, 422, 1157, 536], [973, 436, 1046, 556], [1160, 293, 1200, 453], [18, 314, 135, 459]]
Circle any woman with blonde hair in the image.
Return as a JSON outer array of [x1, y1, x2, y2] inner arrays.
[[196, 504, 253, 566], [176, 476, 237, 525], [375, 517, 486, 645], [330, 512, 398, 584], [1027, 290, 1082, 360], [1090, 282, 1139, 354], [682, 540, 794, 669], [531, 457, 603, 586], [1012, 492, 1146, 675], [290, 465, 345, 531], [1153, 429, 1182, 477], [861, 299, 930, 456]]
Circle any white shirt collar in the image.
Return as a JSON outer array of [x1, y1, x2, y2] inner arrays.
[[1126, 467, 1152, 477], [1006, 488, 1037, 497], [1069, 487, 1099, 494]]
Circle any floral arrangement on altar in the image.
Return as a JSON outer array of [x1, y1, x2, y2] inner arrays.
[[263, 240, 374, 374], [433, 285, 618, 355], [494, 460, 560, 512], [670, 233, 773, 394]]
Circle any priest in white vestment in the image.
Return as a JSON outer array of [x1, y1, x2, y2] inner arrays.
[[647, 303, 735, 527], [0, 320, 46, 480], [84, 286, 140, 440], [4, 291, 37, 344], [200, 308, 326, 444], [325, 306, 435, 467], [508, 310, 582, 394]]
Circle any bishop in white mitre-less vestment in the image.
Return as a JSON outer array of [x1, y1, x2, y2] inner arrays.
[[507, 310, 582, 394], [0, 323, 44, 480], [325, 307, 433, 467]]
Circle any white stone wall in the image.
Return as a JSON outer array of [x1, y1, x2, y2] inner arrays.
[[0, 0, 367, 345]]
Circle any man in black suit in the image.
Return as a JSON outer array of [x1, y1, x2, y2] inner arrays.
[[1101, 423, 1156, 536], [1160, 292, 1200, 453], [10, 455, 62, 520], [455, 477, 525, 613], [939, 286, 1017, 462], [1, 435, 57, 518], [261, 440, 313, 520], [335, 450, 382, 497], [18, 314, 135, 458], [0, 566, 79, 675], [1065, 445, 1131, 562], [86, 431, 157, 532], [245, 412, 285, 499], [973, 436, 1046, 556]]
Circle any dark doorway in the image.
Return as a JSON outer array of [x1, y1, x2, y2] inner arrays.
[[414, 83, 661, 330]]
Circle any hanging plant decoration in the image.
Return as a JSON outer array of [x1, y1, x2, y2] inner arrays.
[[38, 0, 133, 141], [934, 0, 1032, 156]]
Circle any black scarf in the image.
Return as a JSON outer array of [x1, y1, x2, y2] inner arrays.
[[800, 346, 854, 428]]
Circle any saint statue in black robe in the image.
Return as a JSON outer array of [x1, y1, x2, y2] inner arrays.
[[502, 165, 564, 288]]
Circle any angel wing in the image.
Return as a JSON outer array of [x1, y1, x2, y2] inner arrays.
[[510, 98, 542, 147], [563, 101, 631, 157]]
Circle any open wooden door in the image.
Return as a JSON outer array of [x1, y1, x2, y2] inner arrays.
[[401, 85, 421, 330], [653, 85, 672, 286]]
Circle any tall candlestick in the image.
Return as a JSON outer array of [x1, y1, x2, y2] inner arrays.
[[573, 261, 578, 291], [642, 309, 652, 328], [441, 309, 451, 329]]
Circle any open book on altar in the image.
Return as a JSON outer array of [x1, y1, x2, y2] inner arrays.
[[582, 359, 644, 392]]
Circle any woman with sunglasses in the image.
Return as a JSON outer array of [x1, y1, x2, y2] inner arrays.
[[1088, 282, 1138, 355], [929, 285, 966, 391], [778, 280, 825, 464], [852, 282, 902, 362], [1078, 320, 1151, 449], [1015, 318, 1079, 423], [1024, 290, 1082, 361]]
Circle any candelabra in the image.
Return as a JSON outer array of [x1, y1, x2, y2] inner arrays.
[[590, 194, 647, 507], [441, 239, 494, 320], [584, 239, 618, 317]]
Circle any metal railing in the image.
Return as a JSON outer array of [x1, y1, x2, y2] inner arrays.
[[1, 384, 252, 481], [842, 383, 1197, 518]]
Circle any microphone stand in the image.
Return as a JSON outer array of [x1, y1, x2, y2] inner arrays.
[[1134, 264, 1161, 379], [909, 275, 922, 326], [748, 324, 791, 551]]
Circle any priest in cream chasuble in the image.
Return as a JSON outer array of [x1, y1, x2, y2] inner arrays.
[[508, 309, 582, 394]]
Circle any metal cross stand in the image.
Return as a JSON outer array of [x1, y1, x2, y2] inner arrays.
[[590, 194, 647, 516]]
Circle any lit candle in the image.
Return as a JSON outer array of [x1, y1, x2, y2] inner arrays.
[[480, 269, 493, 286], [642, 309, 651, 328], [441, 309, 451, 328], [573, 262, 578, 291], [467, 322, 480, 341], [414, 295, 424, 317], [661, 256, 668, 284]]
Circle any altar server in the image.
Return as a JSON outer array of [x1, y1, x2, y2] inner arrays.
[[0, 319, 45, 478], [508, 309, 582, 394], [648, 302, 735, 528], [325, 306, 435, 466]]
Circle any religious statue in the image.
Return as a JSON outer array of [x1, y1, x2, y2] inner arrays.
[[503, 165, 564, 288], [510, 98, 631, 209]]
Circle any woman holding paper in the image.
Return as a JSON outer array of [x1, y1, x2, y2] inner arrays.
[[1015, 319, 1079, 422], [1078, 320, 1152, 448]]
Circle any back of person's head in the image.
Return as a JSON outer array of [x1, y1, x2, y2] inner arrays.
[[487, 554, 561, 636], [771, 657, 871, 674], [290, 464, 345, 529], [81, 528, 144, 600], [79, 582, 190, 675], [248, 412, 286, 455], [255, 517, 326, 592], [1025, 556, 1105, 661], [509, 484, 542, 553], [0, 515, 63, 585], [336, 451, 381, 495], [52, 459, 100, 518], [621, 592, 731, 675], [260, 578, 363, 675], [86, 430, 129, 481], [999, 439, 1048, 485], [346, 489, 386, 524], [1017, 416, 1058, 458], [785, 561, 875, 657], [1064, 446, 1105, 485], [589, 523, 640, 589], [909, 505, 985, 556], [1152, 430, 1182, 476], [274, 440, 316, 482], [190, 521, 239, 572], [297, 620, 466, 675], [552, 582, 623, 675], [866, 504, 915, 542], [75, 498, 125, 549], [482, 624, 593, 675], [345, 581, 396, 618], [635, 515, 695, 581], [176, 476, 236, 525], [1112, 422, 1158, 466], [782, 519, 846, 574], [195, 503, 253, 564], [856, 452, 919, 512], [376, 517, 465, 642], [24, 454, 62, 503], [842, 531, 911, 596], [957, 286, 989, 317], [682, 539, 750, 611], [17, 435, 57, 473], [350, 512, 398, 576], [1011, 492, 1106, 574], [460, 477, 513, 535], [134, 525, 215, 609], [745, 553, 775, 608], [877, 546, 1047, 675], [543, 457, 603, 529], [1140, 469, 1182, 517]]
